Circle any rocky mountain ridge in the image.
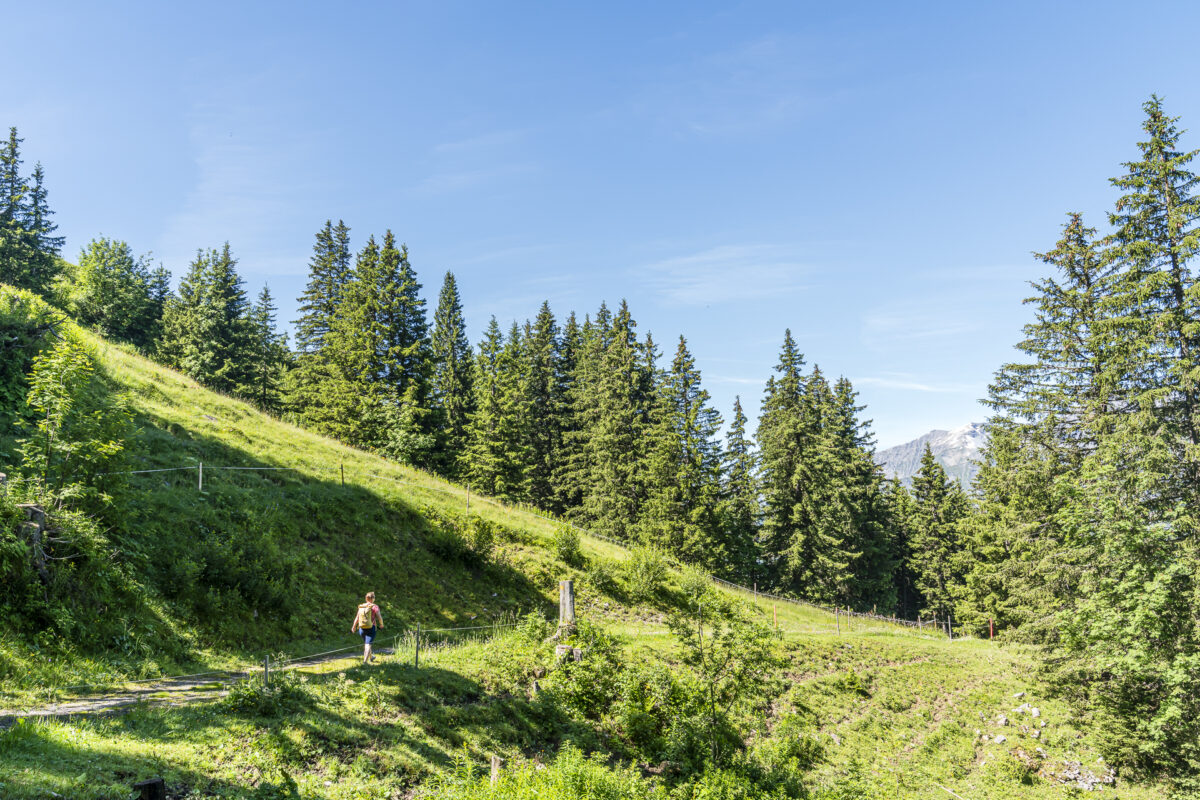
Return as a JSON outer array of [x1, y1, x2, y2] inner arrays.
[[875, 422, 987, 487]]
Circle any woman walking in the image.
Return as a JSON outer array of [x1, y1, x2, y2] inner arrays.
[[351, 591, 384, 664]]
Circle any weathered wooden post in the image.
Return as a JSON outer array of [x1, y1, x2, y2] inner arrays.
[[133, 777, 166, 800], [414, 623, 421, 669], [340, 462, 345, 487], [263, 655, 270, 688], [835, 606, 840, 634], [989, 618, 994, 640], [198, 462, 204, 491], [558, 579, 575, 635], [490, 755, 502, 785], [773, 604, 777, 629]]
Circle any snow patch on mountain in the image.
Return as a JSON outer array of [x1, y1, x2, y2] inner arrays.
[[875, 422, 987, 488]]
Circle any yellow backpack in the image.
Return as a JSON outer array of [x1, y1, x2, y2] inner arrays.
[[356, 603, 375, 630]]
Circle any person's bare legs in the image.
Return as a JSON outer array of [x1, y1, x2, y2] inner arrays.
[[363, 641, 372, 664]]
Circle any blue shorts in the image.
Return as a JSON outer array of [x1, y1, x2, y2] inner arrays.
[[359, 626, 377, 644]]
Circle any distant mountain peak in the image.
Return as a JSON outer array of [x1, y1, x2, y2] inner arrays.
[[875, 422, 987, 487]]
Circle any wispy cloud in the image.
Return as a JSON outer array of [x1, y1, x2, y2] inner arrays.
[[854, 376, 978, 394], [630, 34, 828, 138], [860, 309, 979, 351], [432, 129, 526, 155], [415, 162, 538, 195], [708, 375, 765, 386], [156, 73, 317, 276], [635, 244, 808, 306]]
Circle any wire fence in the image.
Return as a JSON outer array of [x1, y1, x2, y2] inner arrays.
[[10, 620, 525, 705], [85, 457, 965, 638]]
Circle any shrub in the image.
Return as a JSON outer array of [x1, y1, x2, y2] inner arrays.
[[463, 516, 495, 564], [224, 661, 310, 716], [554, 524, 582, 567], [678, 564, 715, 602], [587, 557, 620, 595], [626, 546, 668, 603]]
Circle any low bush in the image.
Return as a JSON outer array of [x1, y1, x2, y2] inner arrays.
[[626, 546, 668, 603], [553, 524, 582, 567]]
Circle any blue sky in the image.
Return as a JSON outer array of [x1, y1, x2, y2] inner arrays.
[[6, 1, 1200, 447]]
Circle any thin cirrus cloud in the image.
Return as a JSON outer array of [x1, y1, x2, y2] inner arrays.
[[156, 83, 319, 275], [859, 309, 979, 350], [853, 375, 978, 394], [415, 162, 539, 195], [635, 244, 808, 306], [632, 34, 825, 138]]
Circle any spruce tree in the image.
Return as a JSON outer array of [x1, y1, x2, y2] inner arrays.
[[1107, 95, 1200, 505], [321, 235, 387, 448], [720, 396, 760, 583], [639, 335, 724, 567], [24, 163, 62, 290], [0, 129, 61, 293], [756, 330, 818, 594], [295, 220, 352, 354], [378, 233, 430, 397], [376, 233, 436, 466], [462, 318, 529, 499], [554, 311, 589, 513], [429, 271, 474, 477], [828, 377, 896, 609], [158, 243, 252, 395], [580, 301, 652, 541], [243, 285, 290, 413], [523, 302, 562, 510], [907, 445, 967, 619]]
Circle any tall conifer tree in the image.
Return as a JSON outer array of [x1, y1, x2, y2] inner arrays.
[[429, 271, 474, 477]]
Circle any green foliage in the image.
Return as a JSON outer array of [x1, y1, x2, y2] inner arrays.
[[553, 523, 583, 567], [756, 333, 894, 607], [422, 506, 496, 567], [157, 243, 253, 395], [639, 336, 725, 570], [62, 237, 170, 349], [223, 662, 312, 716], [423, 745, 666, 799], [626, 545, 668, 603], [18, 334, 134, 495], [678, 563, 715, 603], [972, 96, 1200, 784], [903, 445, 967, 618], [429, 271, 474, 477], [667, 597, 785, 767], [586, 556, 621, 595], [0, 128, 63, 294], [0, 284, 61, 437]]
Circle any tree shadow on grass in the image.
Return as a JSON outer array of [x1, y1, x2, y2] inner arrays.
[[1, 660, 595, 799]]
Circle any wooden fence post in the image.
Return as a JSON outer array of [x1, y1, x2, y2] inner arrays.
[[559, 580, 576, 634], [414, 623, 421, 669], [835, 606, 840, 634], [263, 655, 270, 688], [989, 618, 994, 640], [198, 462, 203, 491], [133, 777, 166, 800], [340, 462, 345, 487], [490, 755, 502, 785]]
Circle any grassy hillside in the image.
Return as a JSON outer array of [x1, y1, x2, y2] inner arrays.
[[0, 293, 1171, 799]]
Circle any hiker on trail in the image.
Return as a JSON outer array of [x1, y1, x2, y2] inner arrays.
[[351, 592, 384, 664]]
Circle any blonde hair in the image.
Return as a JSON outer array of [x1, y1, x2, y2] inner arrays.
[[365, 592, 375, 602]]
